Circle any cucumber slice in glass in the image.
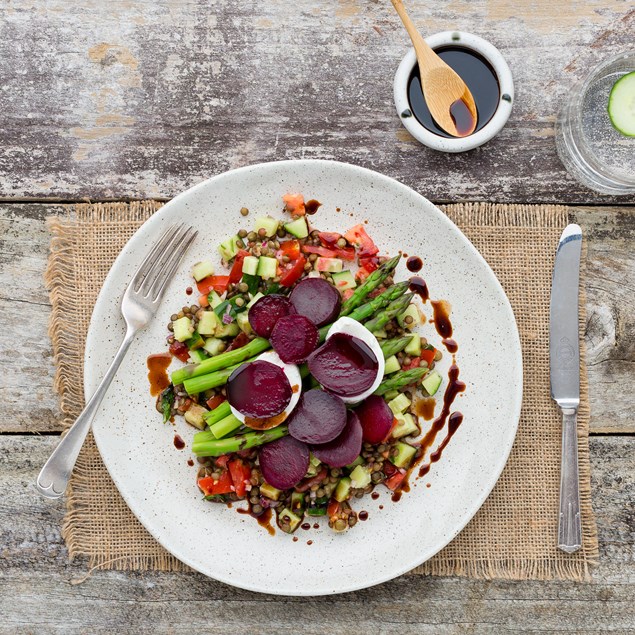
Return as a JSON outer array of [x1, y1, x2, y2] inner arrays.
[[608, 71, 635, 137]]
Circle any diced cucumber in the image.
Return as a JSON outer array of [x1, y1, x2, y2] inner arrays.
[[306, 497, 328, 516], [349, 465, 371, 489], [207, 290, 223, 308], [391, 442, 417, 468], [260, 482, 282, 500], [422, 370, 442, 396], [384, 389, 399, 402], [173, 316, 194, 342], [384, 355, 401, 375], [397, 303, 422, 329], [392, 412, 418, 439], [284, 216, 309, 239], [247, 291, 264, 308], [218, 235, 240, 261], [345, 456, 364, 471], [388, 392, 412, 415], [331, 270, 357, 292], [184, 404, 208, 430], [310, 454, 321, 468], [202, 337, 225, 356], [185, 332, 205, 350], [315, 257, 343, 273], [254, 216, 279, 237], [608, 71, 635, 137], [188, 349, 208, 364], [373, 328, 388, 339], [236, 311, 252, 335], [215, 321, 240, 338], [334, 477, 352, 502], [290, 491, 305, 514], [405, 333, 422, 357], [278, 507, 302, 533], [197, 311, 221, 336], [305, 462, 318, 477], [257, 256, 278, 280], [191, 260, 215, 282], [242, 255, 259, 276]]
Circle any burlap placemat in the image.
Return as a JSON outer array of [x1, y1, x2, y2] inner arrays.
[[46, 201, 598, 582]]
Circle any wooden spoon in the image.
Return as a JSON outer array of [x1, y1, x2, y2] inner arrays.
[[391, 0, 477, 137]]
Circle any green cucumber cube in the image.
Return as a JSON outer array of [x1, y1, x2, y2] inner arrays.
[[191, 260, 215, 282], [257, 256, 278, 279], [384, 355, 401, 375], [242, 255, 259, 276], [284, 216, 309, 238], [184, 404, 208, 430], [207, 290, 223, 308], [185, 332, 205, 350], [345, 456, 364, 471], [218, 235, 240, 261], [260, 482, 282, 500], [215, 321, 240, 338], [202, 337, 225, 356], [391, 442, 417, 468], [397, 303, 422, 329], [404, 333, 422, 357], [373, 328, 388, 339], [247, 291, 264, 308], [173, 316, 194, 342], [392, 412, 418, 439], [254, 216, 279, 237], [236, 311, 252, 335], [422, 370, 442, 396], [290, 491, 306, 514], [388, 392, 412, 415], [331, 270, 356, 292], [334, 477, 352, 502], [349, 465, 371, 489], [197, 311, 221, 336], [278, 507, 302, 533]]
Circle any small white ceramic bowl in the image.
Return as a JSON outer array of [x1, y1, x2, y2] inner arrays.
[[394, 31, 514, 153]]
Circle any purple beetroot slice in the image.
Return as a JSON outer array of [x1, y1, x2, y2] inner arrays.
[[355, 395, 394, 444], [310, 411, 363, 468], [289, 278, 341, 327], [226, 360, 292, 419], [307, 333, 379, 398], [287, 389, 347, 444], [259, 435, 310, 490], [248, 294, 295, 338], [270, 314, 319, 364]]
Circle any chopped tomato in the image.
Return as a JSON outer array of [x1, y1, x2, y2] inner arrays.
[[359, 256, 379, 272], [302, 244, 355, 261], [384, 471, 406, 491], [197, 275, 230, 295], [344, 224, 379, 257], [295, 467, 328, 492], [228, 459, 252, 498], [419, 347, 437, 366], [403, 357, 421, 371], [169, 340, 190, 363], [383, 459, 398, 478], [198, 471, 233, 496], [277, 239, 301, 260], [225, 332, 249, 352], [228, 249, 250, 284], [215, 455, 230, 469], [206, 395, 226, 410], [355, 267, 371, 283], [318, 231, 342, 248], [279, 255, 307, 287], [282, 193, 306, 216], [327, 499, 340, 518], [198, 293, 209, 308], [342, 288, 354, 301]]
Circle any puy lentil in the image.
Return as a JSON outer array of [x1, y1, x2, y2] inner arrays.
[[170, 313, 178, 322], [240, 207, 249, 216], [434, 350, 443, 361], [238, 229, 248, 238], [235, 297, 245, 307]]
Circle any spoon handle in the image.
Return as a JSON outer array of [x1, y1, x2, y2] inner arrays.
[[390, 0, 439, 70]]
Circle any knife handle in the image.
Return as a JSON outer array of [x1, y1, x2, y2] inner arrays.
[[558, 408, 582, 553]]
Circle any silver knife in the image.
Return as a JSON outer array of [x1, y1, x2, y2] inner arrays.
[[550, 223, 583, 553]]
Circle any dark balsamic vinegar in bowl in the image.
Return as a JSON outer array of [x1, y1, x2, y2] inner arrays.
[[407, 46, 500, 138]]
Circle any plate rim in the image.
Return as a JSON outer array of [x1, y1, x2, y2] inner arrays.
[[85, 159, 523, 595]]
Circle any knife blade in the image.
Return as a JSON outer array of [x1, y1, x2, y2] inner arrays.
[[550, 223, 583, 553]]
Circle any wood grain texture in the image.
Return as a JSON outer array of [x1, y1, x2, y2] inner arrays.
[[0, 435, 633, 634], [0, 1, 633, 203], [2, 203, 633, 433]]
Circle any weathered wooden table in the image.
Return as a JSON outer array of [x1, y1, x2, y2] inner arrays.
[[1, 2, 633, 632]]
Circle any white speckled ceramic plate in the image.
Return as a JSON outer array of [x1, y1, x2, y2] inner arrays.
[[86, 160, 522, 596]]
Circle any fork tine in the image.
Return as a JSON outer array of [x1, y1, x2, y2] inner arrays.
[[138, 224, 190, 296], [130, 224, 182, 292], [150, 227, 198, 302]]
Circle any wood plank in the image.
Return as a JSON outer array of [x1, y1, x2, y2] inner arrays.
[[0, 435, 633, 633], [1, 203, 634, 432], [0, 2, 632, 203]]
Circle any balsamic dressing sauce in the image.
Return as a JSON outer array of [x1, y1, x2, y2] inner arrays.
[[173, 434, 185, 450], [442, 338, 458, 353], [406, 256, 423, 272], [305, 199, 322, 215], [409, 276, 429, 303], [407, 45, 500, 138], [431, 300, 452, 338], [147, 352, 172, 396]]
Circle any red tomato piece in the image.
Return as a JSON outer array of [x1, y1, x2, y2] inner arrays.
[[197, 275, 230, 295], [302, 244, 355, 261], [228, 249, 250, 284], [278, 239, 301, 260], [419, 347, 437, 366], [215, 455, 230, 469], [283, 193, 306, 216], [403, 357, 421, 371], [206, 395, 226, 410], [318, 231, 341, 248], [228, 459, 252, 498], [225, 332, 249, 352], [327, 499, 340, 518], [384, 471, 406, 491], [198, 470, 234, 496], [344, 224, 379, 257], [279, 255, 307, 287], [169, 340, 190, 363]]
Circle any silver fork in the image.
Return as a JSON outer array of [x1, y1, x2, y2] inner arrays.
[[36, 224, 198, 499]]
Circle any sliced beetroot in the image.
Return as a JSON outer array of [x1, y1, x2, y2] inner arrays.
[[227, 360, 292, 419], [259, 435, 310, 490], [248, 294, 295, 338], [270, 314, 319, 364], [355, 395, 394, 444], [310, 411, 363, 468], [307, 333, 379, 398], [287, 389, 347, 444], [289, 278, 341, 327]]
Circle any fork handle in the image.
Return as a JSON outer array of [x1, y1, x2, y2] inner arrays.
[[36, 329, 136, 499], [557, 407, 582, 553]]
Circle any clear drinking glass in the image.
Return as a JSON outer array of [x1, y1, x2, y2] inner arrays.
[[556, 52, 635, 195]]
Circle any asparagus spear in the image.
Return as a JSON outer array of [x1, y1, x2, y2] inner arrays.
[[202, 400, 231, 425], [373, 367, 429, 395], [209, 412, 243, 439], [364, 293, 414, 333], [379, 336, 412, 358], [192, 425, 289, 457], [183, 366, 237, 395], [171, 337, 270, 386], [340, 255, 401, 316]]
